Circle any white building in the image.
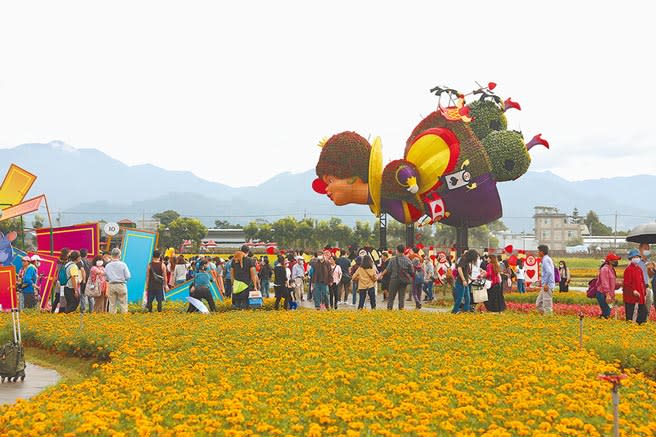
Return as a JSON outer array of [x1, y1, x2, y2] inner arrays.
[[494, 231, 539, 252]]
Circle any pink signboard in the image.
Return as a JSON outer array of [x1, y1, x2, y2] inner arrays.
[[36, 223, 100, 258], [0, 266, 17, 311], [27, 252, 59, 310]]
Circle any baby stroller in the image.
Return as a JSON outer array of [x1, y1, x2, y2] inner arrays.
[[0, 309, 26, 383]]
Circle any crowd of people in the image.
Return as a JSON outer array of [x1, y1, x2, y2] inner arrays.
[[13, 241, 655, 324]]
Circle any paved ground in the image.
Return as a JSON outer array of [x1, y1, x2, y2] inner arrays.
[[0, 362, 60, 405]]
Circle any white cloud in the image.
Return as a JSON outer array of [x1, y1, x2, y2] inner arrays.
[[0, 0, 654, 186]]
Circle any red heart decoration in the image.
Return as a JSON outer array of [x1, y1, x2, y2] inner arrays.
[[504, 245, 513, 254], [434, 203, 443, 214], [266, 246, 275, 255], [526, 270, 536, 279], [488, 82, 497, 90], [438, 267, 445, 275]]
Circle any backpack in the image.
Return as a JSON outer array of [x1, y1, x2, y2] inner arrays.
[[586, 277, 598, 298], [58, 262, 72, 287]]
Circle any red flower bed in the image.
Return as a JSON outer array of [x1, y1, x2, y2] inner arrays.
[[503, 302, 656, 321]]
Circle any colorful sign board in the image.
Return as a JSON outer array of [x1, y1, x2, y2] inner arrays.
[[166, 279, 223, 303], [11, 248, 27, 274], [0, 266, 17, 311], [36, 223, 101, 258], [524, 255, 539, 285], [28, 253, 59, 310], [0, 164, 37, 208], [0, 195, 45, 222], [121, 229, 158, 303]]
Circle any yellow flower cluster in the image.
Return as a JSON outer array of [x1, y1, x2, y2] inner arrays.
[[0, 311, 655, 436]]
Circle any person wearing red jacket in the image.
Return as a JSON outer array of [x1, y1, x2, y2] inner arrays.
[[597, 252, 621, 318], [623, 249, 648, 324]]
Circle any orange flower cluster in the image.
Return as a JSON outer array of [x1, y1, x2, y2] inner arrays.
[[0, 311, 654, 436]]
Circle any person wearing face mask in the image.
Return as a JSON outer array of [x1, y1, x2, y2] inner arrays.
[[89, 255, 108, 313], [623, 249, 647, 324], [596, 253, 621, 318], [18, 256, 37, 309], [30, 255, 44, 306], [637, 243, 653, 314]]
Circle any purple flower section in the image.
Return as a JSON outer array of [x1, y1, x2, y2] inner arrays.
[[438, 173, 502, 228], [379, 173, 502, 227], [381, 198, 408, 224], [396, 165, 416, 185]]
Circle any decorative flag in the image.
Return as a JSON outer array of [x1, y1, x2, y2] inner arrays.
[[0, 195, 45, 222]]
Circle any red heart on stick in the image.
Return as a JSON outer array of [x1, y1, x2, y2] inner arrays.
[[526, 270, 536, 279]]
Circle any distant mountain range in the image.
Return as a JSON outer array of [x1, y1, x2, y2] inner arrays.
[[2, 141, 655, 233]]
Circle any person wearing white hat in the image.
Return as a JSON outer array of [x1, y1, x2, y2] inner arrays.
[[18, 256, 38, 309]]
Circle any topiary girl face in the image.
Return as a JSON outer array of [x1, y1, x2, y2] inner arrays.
[[321, 175, 369, 206], [314, 131, 372, 206]]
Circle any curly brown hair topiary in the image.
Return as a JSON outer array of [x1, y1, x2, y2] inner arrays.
[[316, 131, 371, 182]]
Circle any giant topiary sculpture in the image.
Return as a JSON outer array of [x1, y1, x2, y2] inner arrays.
[[312, 82, 548, 231]]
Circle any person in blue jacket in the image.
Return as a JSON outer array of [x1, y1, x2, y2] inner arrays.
[[18, 256, 38, 309]]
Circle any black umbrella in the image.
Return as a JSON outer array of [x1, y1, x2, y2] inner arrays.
[[626, 223, 656, 244]]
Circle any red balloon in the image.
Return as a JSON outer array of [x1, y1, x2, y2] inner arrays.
[[504, 245, 513, 254], [312, 178, 327, 194], [417, 243, 424, 250], [266, 246, 275, 255], [508, 255, 518, 266], [488, 82, 497, 90]]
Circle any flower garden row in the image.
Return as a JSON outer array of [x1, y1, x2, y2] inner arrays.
[[0, 310, 655, 436]]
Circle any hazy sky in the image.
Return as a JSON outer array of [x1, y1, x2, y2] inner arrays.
[[1, 1, 654, 187]]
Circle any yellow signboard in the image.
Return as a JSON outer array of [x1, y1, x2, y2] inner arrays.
[[0, 164, 37, 207]]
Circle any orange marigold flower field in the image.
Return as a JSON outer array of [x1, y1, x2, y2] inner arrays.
[[1, 311, 655, 436]]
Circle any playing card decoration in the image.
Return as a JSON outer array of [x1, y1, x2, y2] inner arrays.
[[423, 192, 448, 224], [524, 254, 539, 285], [444, 169, 472, 190], [312, 82, 548, 227]]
